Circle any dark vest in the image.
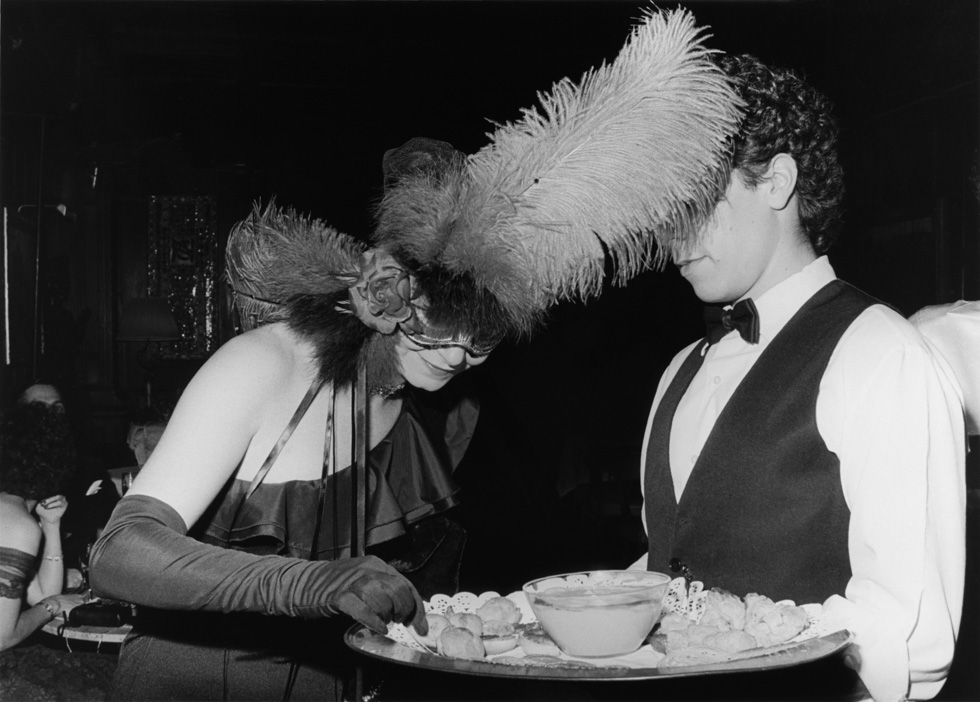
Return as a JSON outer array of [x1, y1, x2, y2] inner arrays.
[[645, 280, 877, 604]]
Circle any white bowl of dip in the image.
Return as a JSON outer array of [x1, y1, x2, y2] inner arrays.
[[522, 570, 672, 657]]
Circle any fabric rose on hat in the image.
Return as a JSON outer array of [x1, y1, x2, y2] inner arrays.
[[346, 251, 419, 334]]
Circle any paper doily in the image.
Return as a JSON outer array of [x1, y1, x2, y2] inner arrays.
[[659, 577, 828, 643]]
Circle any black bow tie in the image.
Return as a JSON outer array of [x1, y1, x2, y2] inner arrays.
[[703, 298, 760, 345]]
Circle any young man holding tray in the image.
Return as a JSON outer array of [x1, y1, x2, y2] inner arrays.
[[636, 54, 966, 702]]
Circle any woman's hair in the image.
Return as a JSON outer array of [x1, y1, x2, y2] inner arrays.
[[0, 402, 77, 500], [719, 54, 845, 255]]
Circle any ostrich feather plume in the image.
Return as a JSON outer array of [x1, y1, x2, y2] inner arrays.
[[475, 6, 742, 301], [373, 166, 549, 336], [379, 6, 742, 310], [225, 201, 364, 330]]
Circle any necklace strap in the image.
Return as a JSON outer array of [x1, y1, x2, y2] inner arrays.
[[244, 380, 324, 501], [351, 363, 368, 557], [308, 382, 335, 560]]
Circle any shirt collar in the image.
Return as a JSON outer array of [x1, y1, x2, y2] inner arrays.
[[751, 256, 836, 343]]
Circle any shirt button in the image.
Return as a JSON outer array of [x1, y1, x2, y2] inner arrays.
[[713, 376, 721, 385], [691, 454, 698, 464], [668, 558, 682, 572]]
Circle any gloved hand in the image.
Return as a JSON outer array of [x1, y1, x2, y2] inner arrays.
[[90, 495, 427, 635], [308, 555, 428, 635]]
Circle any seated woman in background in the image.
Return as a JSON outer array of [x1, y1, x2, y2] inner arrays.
[[17, 381, 119, 578], [0, 401, 87, 652], [88, 139, 546, 701]]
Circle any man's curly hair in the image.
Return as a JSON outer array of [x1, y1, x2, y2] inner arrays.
[[719, 54, 844, 255], [0, 402, 77, 500]]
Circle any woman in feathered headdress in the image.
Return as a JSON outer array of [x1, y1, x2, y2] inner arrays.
[[89, 7, 741, 700]]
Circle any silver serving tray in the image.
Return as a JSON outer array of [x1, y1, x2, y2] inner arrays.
[[345, 626, 852, 681]]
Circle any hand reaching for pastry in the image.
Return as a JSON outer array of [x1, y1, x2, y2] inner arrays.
[[312, 555, 428, 636]]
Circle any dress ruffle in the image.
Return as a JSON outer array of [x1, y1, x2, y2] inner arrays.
[[197, 389, 478, 560]]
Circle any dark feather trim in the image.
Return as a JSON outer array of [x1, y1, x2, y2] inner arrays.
[[283, 294, 402, 392], [226, 201, 364, 331]]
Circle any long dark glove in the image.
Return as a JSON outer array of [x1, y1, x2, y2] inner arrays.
[[89, 494, 427, 635]]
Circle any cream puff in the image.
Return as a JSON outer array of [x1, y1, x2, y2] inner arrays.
[[437, 626, 486, 659], [448, 612, 484, 638], [481, 620, 518, 655], [476, 597, 522, 625], [412, 612, 450, 649]]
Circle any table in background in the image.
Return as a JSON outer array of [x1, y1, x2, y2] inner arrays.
[[43, 617, 132, 653]]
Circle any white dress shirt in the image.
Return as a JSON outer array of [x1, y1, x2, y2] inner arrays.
[[636, 257, 967, 701], [911, 299, 980, 436]]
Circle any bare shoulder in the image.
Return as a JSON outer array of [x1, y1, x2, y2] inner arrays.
[[130, 323, 318, 513], [0, 497, 41, 553], [182, 323, 311, 402], [206, 323, 302, 377], [155, 322, 318, 449]]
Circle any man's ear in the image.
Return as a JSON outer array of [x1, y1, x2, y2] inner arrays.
[[765, 153, 798, 211]]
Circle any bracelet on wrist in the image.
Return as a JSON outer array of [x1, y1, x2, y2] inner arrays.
[[39, 600, 58, 619], [43, 554, 63, 562]]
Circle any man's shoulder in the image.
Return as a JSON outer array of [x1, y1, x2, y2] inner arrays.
[[837, 301, 935, 360], [814, 278, 889, 313]]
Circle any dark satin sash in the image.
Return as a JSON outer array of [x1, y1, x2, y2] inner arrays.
[[0, 546, 39, 598]]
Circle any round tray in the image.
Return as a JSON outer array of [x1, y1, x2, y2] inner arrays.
[[345, 626, 852, 681]]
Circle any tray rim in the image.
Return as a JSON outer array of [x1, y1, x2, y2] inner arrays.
[[344, 625, 853, 681]]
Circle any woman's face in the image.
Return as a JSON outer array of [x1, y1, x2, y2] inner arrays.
[[395, 333, 490, 391]]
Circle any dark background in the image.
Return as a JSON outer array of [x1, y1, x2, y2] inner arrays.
[[1, 0, 977, 597]]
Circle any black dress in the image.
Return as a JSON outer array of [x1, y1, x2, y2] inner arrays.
[[109, 389, 477, 701]]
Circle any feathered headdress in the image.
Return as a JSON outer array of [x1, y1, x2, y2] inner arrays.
[[373, 6, 742, 330], [225, 200, 364, 332], [226, 6, 741, 388], [225, 202, 409, 391]]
